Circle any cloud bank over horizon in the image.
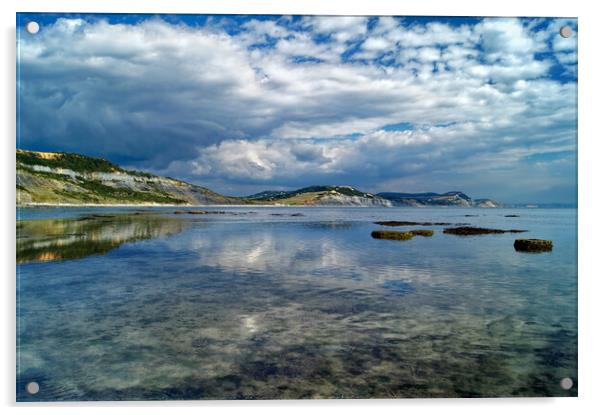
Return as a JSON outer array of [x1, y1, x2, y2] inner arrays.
[[17, 14, 577, 203]]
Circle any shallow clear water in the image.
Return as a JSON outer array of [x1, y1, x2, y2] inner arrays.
[[16, 207, 577, 400]]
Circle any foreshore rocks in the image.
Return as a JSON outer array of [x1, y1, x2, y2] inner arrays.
[[270, 213, 305, 217], [371, 229, 434, 241], [173, 210, 228, 215], [371, 222, 555, 254], [514, 239, 553, 252], [374, 221, 452, 226], [443, 226, 527, 236]]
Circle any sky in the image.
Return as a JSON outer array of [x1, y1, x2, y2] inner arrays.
[[16, 13, 577, 203]]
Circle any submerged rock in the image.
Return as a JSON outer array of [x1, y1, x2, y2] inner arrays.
[[443, 226, 527, 236], [382, 280, 415, 296], [374, 220, 451, 226], [270, 213, 305, 217], [514, 238, 553, 252], [371, 229, 434, 240], [505, 214, 520, 217], [76, 214, 116, 221]]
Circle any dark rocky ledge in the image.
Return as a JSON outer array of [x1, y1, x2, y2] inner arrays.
[[374, 221, 452, 227], [371, 229, 435, 240], [443, 226, 527, 236]]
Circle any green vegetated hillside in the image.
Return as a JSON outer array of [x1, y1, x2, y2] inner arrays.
[[16, 149, 241, 205]]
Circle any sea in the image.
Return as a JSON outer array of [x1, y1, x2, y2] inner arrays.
[[16, 206, 578, 400]]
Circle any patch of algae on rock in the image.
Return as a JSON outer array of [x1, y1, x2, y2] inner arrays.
[[371, 229, 434, 241]]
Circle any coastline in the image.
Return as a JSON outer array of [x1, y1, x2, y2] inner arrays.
[[15, 203, 513, 209], [16, 202, 391, 208]]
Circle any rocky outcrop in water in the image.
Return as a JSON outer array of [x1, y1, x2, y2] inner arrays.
[[374, 221, 452, 226], [371, 229, 434, 240], [443, 226, 527, 235], [513, 239, 553, 252]]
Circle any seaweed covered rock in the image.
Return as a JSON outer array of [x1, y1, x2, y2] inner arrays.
[[409, 229, 434, 237], [443, 226, 526, 235], [514, 239, 553, 252], [374, 220, 451, 226], [371, 230, 414, 240], [371, 229, 434, 240]]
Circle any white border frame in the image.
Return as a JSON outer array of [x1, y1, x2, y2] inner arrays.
[[3, 1, 601, 414]]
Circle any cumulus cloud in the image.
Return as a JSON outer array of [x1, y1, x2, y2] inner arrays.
[[17, 15, 577, 203], [305, 16, 369, 42]]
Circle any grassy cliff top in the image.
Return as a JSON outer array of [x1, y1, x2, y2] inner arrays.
[[16, 149, 154, 177]]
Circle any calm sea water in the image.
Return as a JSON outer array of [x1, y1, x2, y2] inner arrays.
[[16, 207, 577, 400]]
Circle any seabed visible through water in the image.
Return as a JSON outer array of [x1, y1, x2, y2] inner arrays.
[[16, 207, 577, 400]]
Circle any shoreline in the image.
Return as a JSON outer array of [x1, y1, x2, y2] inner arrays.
[[15, 203, 574, 209], [16, 203, 392, 208], [16, 202, 574, 209]]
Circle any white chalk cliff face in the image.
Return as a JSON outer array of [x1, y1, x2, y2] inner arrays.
[[376, 191, 501, 208], [313, 193, 392, 207]]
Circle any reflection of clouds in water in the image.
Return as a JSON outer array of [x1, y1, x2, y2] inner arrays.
[[246, 245, 267, 265], [164, 223, 428, 291], [17, 214, 577, 400], [241, 315, 260, 334]]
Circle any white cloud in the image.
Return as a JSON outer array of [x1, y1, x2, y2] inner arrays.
[[362, 36, 392, 51], [478, 18, 538, 59], [305, 16, 369, 42]]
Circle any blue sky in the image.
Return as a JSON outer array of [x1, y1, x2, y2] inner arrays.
[[17, 13, 577, 203]]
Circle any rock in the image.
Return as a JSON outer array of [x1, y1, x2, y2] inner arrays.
[[374, 221, 451, 226], [514, 239, 553, 252], [443, 226, 527, 235], [371, 230, 414, 240], [371, 229, 434, 240], [270, 213, 305, 217], [409, 229, 434, 237]]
